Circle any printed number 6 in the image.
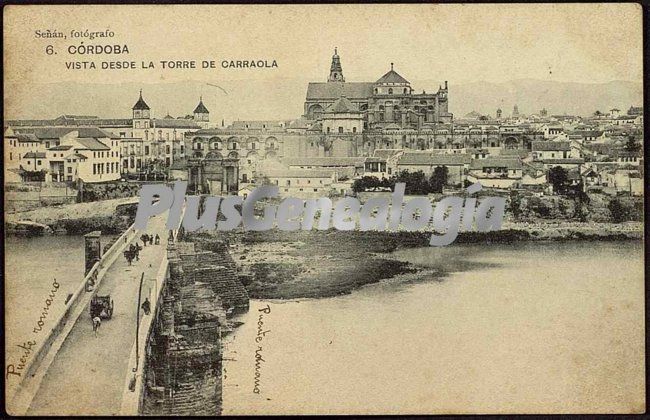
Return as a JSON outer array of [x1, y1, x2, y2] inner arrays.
[[46, 45, 54, 55]]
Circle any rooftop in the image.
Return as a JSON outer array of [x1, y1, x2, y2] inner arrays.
[[398, 152, 471, 166], [306, 82, 375, 100], [532, 141, 571, 151]]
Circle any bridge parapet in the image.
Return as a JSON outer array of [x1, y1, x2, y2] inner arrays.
[[9, 223, 139, 415]]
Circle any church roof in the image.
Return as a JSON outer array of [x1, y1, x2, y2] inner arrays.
[[194, 99, 209, 114], [326, 96, 359, 113], [132, 90, 150, 110], [306, 82, 374, 100], [376, 65, 409, 84]]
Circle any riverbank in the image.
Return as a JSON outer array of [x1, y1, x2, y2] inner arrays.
[[5, 198, 139, 235], [202, 220, 643, 300]]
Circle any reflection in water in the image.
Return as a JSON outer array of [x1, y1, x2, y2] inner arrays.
[[223, 241, 644, 414]]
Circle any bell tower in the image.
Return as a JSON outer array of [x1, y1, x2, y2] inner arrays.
[[328, 47, 345, 82]]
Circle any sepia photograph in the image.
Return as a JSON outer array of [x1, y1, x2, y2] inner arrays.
[[3, 3, 646, 415]]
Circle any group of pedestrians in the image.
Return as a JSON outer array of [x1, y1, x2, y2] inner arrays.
[[141, 233, 160, 246], [122, 234, 162, 265], [123, 242, 142, 266]]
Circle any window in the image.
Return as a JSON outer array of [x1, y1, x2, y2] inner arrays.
[[404, 88, 408, 94], [338, 127, 344, 134], [388, 88, 393, 94], [353, 127, 357, 133], [286, 180, 291, 186], [327, 127, 331, 133], [67, 175, 72, 181], [242, 174, 248, 182], [37, 160, 42, 165], [145, 146, 150, 155]]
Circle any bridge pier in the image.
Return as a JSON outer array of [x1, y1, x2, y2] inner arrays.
[[84, 231, 102, 275]]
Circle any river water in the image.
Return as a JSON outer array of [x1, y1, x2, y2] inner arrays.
[[222, 241, 644, 414], [5, 238, 644, 413]]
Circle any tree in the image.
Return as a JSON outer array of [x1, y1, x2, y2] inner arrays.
[[428, 166, 449, 193], [608, 198, 629, 223], [624, 135, 641, 153], [593, 110, 603, 117], [548, 166, 570, 195], [352, 176, 381, 193], [508, 190, 523, 220]]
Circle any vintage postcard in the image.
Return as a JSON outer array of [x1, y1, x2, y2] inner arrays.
[[3, 3, 645, 416]]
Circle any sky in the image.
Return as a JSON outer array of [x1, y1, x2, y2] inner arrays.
[[3, 4, 643, 120]]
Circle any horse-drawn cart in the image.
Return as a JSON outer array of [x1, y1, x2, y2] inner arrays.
[[90, 295, 114, 319]]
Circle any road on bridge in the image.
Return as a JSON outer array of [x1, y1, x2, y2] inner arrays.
[[28, 213, 169, 416]]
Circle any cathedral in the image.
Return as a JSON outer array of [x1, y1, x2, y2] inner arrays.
[[303, 48, 453, 131]]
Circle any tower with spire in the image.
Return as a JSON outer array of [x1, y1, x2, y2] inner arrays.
[[193, 96, 210, 128], [132, 89, 151, 129], [328, 47, 345, 82]]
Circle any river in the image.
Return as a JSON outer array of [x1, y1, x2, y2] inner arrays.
[[4, 234, 113, 399], [5, 237, 644, 413], [222, 241, 644, 414]]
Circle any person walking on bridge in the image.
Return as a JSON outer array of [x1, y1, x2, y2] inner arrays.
[[141, 297, 151, 315], [92, 316, 101, 337]]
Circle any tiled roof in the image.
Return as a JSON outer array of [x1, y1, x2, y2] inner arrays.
[[376, 69, 409, 84], [500, 148, 529, 158], [153, 118, 201, 129], [75, 137, 111, 151], [283, 157, 364, 167], [306, 82, 374, 100], [397, 152, 471, 166], [265, 169, 336, 179], [364, 157, 386, 163], [48, 145, 74, 151], [470, 157, 523, 170], [532, 141, 571, 151], [541, 158, 585, 164], [373, 149, 403, 159], [23, 152, 46, 159], [21, 127, 112, 140], [326, 96, 359, 113], [14, 133, 40, 143], [66, 153, 88, 160]]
